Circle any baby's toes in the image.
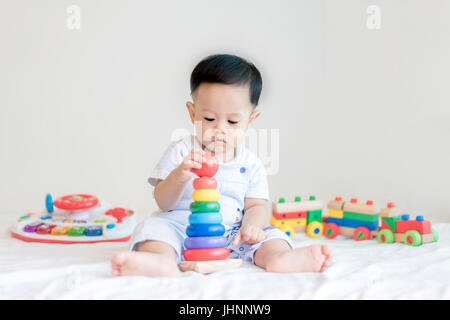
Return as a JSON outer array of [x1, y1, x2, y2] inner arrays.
[[320, 245, 333, 272], [111, 251, 128, 276]]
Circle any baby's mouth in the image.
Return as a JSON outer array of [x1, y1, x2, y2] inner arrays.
[[213, 137, 226, 144]]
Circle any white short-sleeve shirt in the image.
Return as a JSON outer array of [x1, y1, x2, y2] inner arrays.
[[148, 135, 270, 231]]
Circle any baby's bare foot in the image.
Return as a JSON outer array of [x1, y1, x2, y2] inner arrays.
[[111, 251, 181, 277], [266, 244, 332, 273]]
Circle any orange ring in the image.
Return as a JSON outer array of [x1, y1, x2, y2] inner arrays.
[[193, 177, 218, 190]]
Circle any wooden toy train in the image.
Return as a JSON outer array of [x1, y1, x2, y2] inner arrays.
[[270, 196, 439, 246]]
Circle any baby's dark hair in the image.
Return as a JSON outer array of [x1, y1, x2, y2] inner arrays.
[[190, 54, 263, 107]]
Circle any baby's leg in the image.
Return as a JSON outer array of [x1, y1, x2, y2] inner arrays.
[[254, 239, 332, 273], [111, 240, 181, 277]]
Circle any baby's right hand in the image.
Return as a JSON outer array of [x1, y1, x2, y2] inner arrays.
[[174, 149, 206, 184]]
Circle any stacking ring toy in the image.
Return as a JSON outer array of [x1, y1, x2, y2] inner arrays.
[[192, 152, 219, 177], [192, 189, 220, 202], [189, 212, 222, 225], [184, 236, 228, 249], [190, 201, 220, 213], [184, 247, 230, 261], [193, 177, 217, 190], [186, 224, 225, 237], [53, 194, 99, 210]]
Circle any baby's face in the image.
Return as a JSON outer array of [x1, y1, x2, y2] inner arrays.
[[186, 83, 260, 158]]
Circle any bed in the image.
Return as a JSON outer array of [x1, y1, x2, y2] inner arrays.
[[1, 213, 449, 300]]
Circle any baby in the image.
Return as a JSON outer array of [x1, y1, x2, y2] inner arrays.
[[111, 54, 332, 277]]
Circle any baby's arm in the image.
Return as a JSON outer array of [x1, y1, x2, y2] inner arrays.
[[232, 197, 269, 245], [153, 150, 205, 211]]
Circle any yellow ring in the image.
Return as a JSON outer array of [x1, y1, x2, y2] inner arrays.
[[192, 189, 220, 202]]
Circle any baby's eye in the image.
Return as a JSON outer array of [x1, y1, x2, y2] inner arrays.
[[204, 117, 215, 122], [228, 120, 239, 125]]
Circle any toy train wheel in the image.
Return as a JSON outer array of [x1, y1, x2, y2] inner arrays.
[[282, 226, 295, 238], [404, 230, 422, 246], [324, 223, 339, 239], [377, 229, 394, 244], [353, 227, 371, 241], [53, 194, 99, 210], [432, 228, 439, 242], [306, 221, 323, 238]]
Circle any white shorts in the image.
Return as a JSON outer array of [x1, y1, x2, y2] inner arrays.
[[129, 217, 294, 264]]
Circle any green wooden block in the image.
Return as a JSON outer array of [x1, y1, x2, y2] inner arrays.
[[381, 216, 402, 233], [307, 210, 322, 225], [343, 211, 379, 223]]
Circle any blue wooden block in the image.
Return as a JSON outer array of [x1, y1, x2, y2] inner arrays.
[[342, 218, 378, 231], [326, 217, 344, 226]]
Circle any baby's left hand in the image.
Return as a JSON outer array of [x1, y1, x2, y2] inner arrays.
[[232, 225, 266, 246]]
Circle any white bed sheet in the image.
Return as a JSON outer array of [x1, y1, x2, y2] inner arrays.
[[1, 213, 450, 300]]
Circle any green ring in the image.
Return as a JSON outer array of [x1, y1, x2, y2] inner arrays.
[[190, 201, 220, 213]]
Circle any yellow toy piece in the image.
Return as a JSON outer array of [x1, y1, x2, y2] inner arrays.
[[306, 221, 323, 238], [192, 189, 220, 202], [51, 225, 71, 236], [270, 217, 306, 238], [270, 216, 306, 228], [328, 208, 344, 218]]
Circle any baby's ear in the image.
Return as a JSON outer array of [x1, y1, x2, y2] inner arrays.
[[249, 109, 261, 125], [186, 102, 195, 123]]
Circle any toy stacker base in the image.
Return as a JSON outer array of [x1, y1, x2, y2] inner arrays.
[[178, 259, 242, 274]]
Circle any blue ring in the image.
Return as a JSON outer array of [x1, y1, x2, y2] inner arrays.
[[189, 212, 222, 225], [184, 236, 227, 249], [186, 224, 225, 237]]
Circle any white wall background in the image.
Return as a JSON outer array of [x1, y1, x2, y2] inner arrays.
[[1, 0, 449, 221]]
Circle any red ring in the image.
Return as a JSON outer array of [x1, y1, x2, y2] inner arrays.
[[184, 247, 230, 261], [53, 194, 99, 210], [193, 177, 218, 190]]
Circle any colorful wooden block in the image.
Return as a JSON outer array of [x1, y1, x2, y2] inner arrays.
[[272, 210, 307, 220], [327, 217, 344, 226], [307, 210, 322, 225], [380, 202, 404, 217], [381, 216, 402, 233], [342, 199, 378, 215], [328, 208, 344, 218], [343, 212, 379, 223], [327, 197, 345, 210], [270, 216, 307, 228], [396, 219, 431, 235], [342, 218, 379, 231], [273, 199, 323, 214]]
